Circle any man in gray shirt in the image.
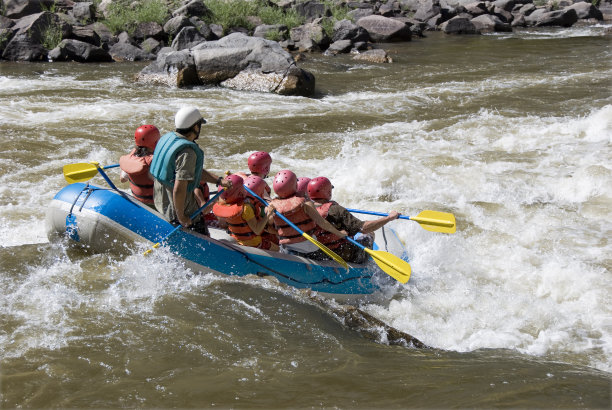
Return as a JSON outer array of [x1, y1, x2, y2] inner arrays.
[[151, 106, 231, 235]]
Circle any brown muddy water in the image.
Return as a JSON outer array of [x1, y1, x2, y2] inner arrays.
[[1, 28, 611, 408]]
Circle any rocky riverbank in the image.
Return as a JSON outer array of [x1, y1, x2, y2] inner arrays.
[[1, 0, 610, 96]]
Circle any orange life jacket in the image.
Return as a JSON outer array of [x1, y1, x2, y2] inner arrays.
[[270, 196, 317, 244], [119, 149, 154, 204], [313, 201, 345, 249], [212, 199, 259, 244]]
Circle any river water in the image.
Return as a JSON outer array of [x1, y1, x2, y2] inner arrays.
[[1, 26, 611, 407]]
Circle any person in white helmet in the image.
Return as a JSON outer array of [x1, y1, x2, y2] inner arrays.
[[149, 106, 231, 235]]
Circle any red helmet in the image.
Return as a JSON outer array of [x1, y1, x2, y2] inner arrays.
[[220, 174, 246, 204], [134, 125, 160, 149], [296, 177, 311, 197], [248, 151, 272, 175], [244, 175, 266, 199], [273, 169, 297, 199], [307, 177, 333, 201]]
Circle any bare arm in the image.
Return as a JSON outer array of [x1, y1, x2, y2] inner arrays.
[[360, 211, 400, 234], [201, 169, 232, 188], [304, 201, 346, 238], [173, 179, 191, 226], [245, 204, 274, 235]]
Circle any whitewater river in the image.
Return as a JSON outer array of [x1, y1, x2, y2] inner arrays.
[[1, 26, 611, 407]]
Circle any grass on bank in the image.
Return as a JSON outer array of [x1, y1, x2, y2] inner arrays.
[[97, 0, 353, 39]]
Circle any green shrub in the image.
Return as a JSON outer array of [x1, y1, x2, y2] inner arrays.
[[204, 0, 304, 35], [103, 0, 170, 35], [264, 28, 283, 41], [41, 23, 63, 50]]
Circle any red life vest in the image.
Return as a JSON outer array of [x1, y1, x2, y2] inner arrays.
[[270, 196, 317, 244], [119, 149, 154, 204], [212, 199, 259, 244], [313, 201, 345, 249]]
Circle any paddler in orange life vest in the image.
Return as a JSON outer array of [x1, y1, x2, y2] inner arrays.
[[269, 170, 348, 256], [245, 174, 280, 247], [247, 151, 273, 199], [119, 125, 160, 206], [307, 176, 400, 263], [212, 174, 278, 250]]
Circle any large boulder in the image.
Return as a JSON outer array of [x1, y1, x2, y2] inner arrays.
[[136, 33, 315, 96], [171, 26, 207, 50], [356, 15, 412, 42], [352, 48, 392, 63], [566, 1, 604, 19], [2, 11, 71, 61], [529, 8, 578, 26], [440, 15, 479, 33], [332, 19, 370, 43], [290, 21, 331, 52], [109, 42, 156, 61], [470, 13, 512, 31], [3, 0, 57, 19], [48, 38, 113, 62]]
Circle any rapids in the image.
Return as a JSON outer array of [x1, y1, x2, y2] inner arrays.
[[1, 27, 610, 407]]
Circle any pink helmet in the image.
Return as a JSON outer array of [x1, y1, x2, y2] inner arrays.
[[134, 125, 160, 149], [221, 174, 246, 204], [307, 177, 333, 201], [273, 170, 297, 199], [244, 175, 266, 199], [296, 177, 311, 197], [248, 151, 272, 175]]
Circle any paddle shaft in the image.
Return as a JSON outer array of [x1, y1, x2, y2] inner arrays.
[[346, 208, 455, 228], [145, 190, 223, 254], [93, 163, 118, 190], [243, 186, 307, 237]]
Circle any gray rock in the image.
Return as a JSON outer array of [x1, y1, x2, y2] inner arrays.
[[172, 0, 210, 18], [163, 15, 193, 38], [356, 15, 412, 41], [414, 0, 442, 21], [133, 21, 165, 42], [566, 1, 603, 19], [189, 17, 218, 41], [471, 13, 512, 31], [141, 37, 163, 54], [464, 2, 489, 16], [290, 21, 331, 52], [137, 33, 315, 96], [171, 26, 206, 50], [533, 8, 578, 26], [440, 15, 479, 33], [493, 0, 515, 12], [296, 1, 331, 21], [48, 38, 113, 62], [332, 19, 370, 43], [70, 25, 101, 46], [347, 8, 375, 20], [109, 42, 156, 61], [4, 0, 57, 19], [352, 48, 392, 63], [2, 32, 47, 60], [324, 39, 353, 55], [71, 2, 94, 23]]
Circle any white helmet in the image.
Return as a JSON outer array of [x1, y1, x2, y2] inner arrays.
[[175, 106, 206, 130]]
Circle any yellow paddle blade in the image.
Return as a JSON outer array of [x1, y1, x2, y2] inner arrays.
[[411, 210, 456, 234], [302, 233, 349, 270], [63, 162, 100, 183], [364, 248, 411, 284]]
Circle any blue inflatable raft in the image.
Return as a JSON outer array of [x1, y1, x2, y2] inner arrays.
[[45, 182, 410, 300]]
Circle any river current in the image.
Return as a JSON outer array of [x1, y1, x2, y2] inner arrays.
[[1, 27, 611, 407]]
